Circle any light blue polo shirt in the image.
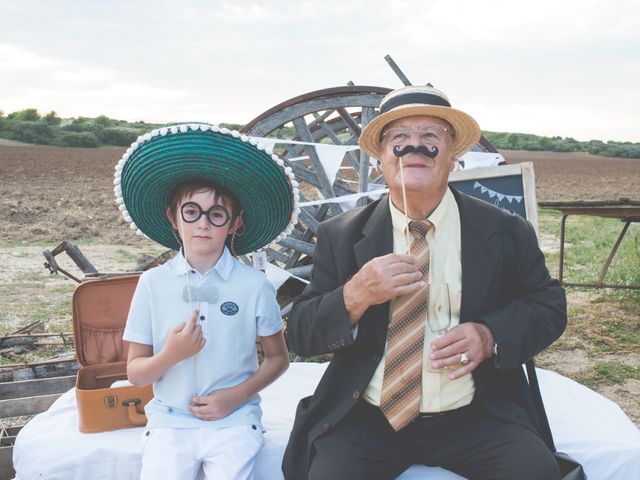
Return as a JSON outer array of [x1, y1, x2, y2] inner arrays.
[[123, 247, 283, 430]]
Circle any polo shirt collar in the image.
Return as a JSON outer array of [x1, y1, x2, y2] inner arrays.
[[169, 246, 233, 281]]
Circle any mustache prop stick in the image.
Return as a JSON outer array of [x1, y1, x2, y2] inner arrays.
[[393, 143, 439, 252]]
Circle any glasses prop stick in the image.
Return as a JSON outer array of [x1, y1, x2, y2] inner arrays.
[[178, 216, 198, 399]]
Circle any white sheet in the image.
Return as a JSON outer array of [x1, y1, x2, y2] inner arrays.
[[13, 364, 640, 480]]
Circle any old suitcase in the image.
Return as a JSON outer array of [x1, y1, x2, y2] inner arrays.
[[72, 274, 153, 433]]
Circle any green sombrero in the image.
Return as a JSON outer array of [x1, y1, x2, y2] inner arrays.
[[114, 123, 300, 256]]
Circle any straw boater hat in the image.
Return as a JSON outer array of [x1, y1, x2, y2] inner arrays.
[[359, 85, 482, 159], [113, 123, 300, 256]]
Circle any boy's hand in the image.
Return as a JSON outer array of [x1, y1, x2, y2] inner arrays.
[[163, 310, 205, 363], [190, 386, 244, 420]]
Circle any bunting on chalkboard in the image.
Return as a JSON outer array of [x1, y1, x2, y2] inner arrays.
[[473, 181, 523, 204]]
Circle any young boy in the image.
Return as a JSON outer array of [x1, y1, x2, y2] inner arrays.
[[115, 123, 298, 479]]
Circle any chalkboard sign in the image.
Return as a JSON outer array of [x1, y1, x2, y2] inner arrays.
[[449, 162, 538, 235]]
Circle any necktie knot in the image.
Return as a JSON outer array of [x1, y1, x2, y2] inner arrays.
[[408, 220, 430, 240]]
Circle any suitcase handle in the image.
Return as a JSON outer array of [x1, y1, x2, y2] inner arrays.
[[122, 398, 147, 426]]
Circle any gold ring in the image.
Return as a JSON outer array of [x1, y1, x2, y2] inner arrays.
[[460, 352, 470, 365]]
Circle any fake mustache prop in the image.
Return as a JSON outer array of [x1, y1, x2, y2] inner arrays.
[[393, 144, 439, 159]]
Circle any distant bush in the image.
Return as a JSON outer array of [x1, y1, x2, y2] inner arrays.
[[7, 108, 41, 121], [59, 131, 100, 147], [7, 121, 55, 144], [62, 121, 99, 134], [42, 111, 62, 126], [98, 127, 139, 146], [94, 115, 114, 128]]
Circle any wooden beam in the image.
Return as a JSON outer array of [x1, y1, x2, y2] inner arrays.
[[0, 446, 15, 480], [292, 117, 342, 216], [357, 105, 376, 207], [336, 108, 361, 137], [0, 375, 76, 400], [286, 265, 313, 280], [0, 393, 61, 418], [311, 113, 360, 170], [277, 237, 316, 257], [384, 54, 412, 86]]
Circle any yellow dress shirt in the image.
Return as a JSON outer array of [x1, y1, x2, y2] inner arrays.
[[363, 187, 475, 412]]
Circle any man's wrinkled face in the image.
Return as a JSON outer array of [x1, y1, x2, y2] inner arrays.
[[379, 115, 455, 197]]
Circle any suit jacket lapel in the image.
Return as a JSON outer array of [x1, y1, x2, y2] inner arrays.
[[353, 197, 393, 352], [453, 189, 502, 323]]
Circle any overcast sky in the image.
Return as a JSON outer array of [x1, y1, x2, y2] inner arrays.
[[1, 0, 639, 142]]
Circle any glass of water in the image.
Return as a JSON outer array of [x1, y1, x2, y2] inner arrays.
[[426, 283, 451, 337]]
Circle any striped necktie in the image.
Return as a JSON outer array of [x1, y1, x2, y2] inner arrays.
[[380, 220, 431, 431]]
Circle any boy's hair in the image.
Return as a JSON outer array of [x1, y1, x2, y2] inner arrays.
[[168, 179, 241, 223]]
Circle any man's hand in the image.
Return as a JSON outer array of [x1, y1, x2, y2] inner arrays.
[[190, 386, 244, 420], [429, 322, 494, 380], [163, 310, 205, 364], [343, 253, 425, 326]]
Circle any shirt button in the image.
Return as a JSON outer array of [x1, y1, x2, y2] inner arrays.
[[352, 390, 360, 400], [190, 270, 196, 274], [199, 315, 205, 321], [167, 407, 173, 413], [145, 430, 150, 436], [322, 423, 331, 431]]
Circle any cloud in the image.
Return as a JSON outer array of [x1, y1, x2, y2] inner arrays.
[[0, 0, 638, 140]]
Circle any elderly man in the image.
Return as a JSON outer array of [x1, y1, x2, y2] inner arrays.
[[282, 85, 566, 480]]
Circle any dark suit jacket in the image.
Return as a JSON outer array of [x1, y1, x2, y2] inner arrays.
[[282, 189, 567, 480]]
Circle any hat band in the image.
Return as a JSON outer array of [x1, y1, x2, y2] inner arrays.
[[380, 92, 451, 114]]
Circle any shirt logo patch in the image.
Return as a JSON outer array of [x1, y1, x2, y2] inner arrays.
[[220, 301, 239, 316]]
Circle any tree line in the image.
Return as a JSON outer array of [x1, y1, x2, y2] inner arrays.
[[0, 108, 638, 159], [483, 131, 640, 159]]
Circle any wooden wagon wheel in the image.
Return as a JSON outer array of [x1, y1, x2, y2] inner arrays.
[[240, 86, 391, 282], [240, 83, 499, 298]]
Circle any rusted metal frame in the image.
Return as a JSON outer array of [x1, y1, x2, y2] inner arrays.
[[1, 332, 73, 341], [292, 117, 343, 216], [559, 215, 639, 290], [357, 106, 376, 207], [240, 86, 390, 135], [42, 240, 98, 283], [10, 321, 43, 336]]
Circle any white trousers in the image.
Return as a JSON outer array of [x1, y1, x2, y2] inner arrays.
[[140, 424, 264, 480]]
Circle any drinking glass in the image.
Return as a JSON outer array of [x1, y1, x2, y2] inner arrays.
[[426, 283, 451, 337]]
